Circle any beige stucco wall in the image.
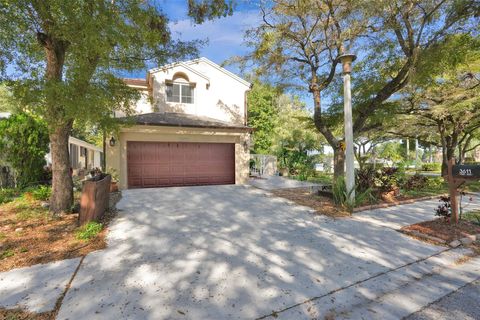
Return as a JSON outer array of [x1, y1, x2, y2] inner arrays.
[[106, 125, 250, 189], [150, 59, 250, 124]]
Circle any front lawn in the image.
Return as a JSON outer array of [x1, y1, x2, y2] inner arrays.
[[0, 187, 112, 272]]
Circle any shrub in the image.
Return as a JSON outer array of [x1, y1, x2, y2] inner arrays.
[[421, 163, 441, 172], [356, 167, 376, 192], [0, 188, 18, 204], [30, 185, 51, 201], [404, 174, 429, 190], [76, 221, 103, 240], [374, 167, 400, 192], [435, 196, 451, 222], [0, 113, 49, 188], [425, 177, 445, 189]]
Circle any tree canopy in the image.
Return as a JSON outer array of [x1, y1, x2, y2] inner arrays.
[[238, 0, 478, 178], [392, 35, 480, 172], [247, 80, 280, 154]]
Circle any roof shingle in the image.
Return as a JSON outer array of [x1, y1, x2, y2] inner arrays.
[[120, 112, 252, 131]]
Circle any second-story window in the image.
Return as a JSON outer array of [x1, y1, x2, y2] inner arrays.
[[166, 83, 194, 104]]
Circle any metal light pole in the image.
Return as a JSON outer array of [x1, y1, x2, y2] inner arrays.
[[339, 53, 356, 203]]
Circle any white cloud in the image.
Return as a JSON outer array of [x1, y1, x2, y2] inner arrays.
[[169, 10, 261, 62]]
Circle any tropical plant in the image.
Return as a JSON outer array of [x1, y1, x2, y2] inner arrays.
[[404, 174, 429, 191], [31, 185, 52, 201], [435, 196, 451, 222], [332, 176, 374, 211]]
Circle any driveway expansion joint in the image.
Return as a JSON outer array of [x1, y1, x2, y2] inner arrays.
[[255, 248, 454, 320]]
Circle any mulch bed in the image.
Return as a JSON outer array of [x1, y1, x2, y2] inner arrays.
[[270, 188, 350, 218], [401, 218, 480, 243], [0, 198, 115, 273], [0, 309, 54, 320]]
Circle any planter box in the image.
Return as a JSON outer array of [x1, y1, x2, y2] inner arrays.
[[79, 174, 111, 225]]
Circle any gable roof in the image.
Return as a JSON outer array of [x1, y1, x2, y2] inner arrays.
[[148, 61, 210, 85], [186, 57, 251, 88], [122, 78, 148, 88], [148, 57, 250, 88]]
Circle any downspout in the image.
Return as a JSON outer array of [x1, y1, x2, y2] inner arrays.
[[244, 83, 253, 126]]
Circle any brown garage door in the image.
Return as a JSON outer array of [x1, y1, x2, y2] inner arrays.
[[127, 141, 235, 188]]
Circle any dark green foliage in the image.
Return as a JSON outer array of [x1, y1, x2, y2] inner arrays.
[[404, 174, 429, 191], [0, 113, 49, 187], [247, 81, 279, 154], [0, 188, 18, 204], [435, 196, 451, 221], [356, 167, 377, 192]]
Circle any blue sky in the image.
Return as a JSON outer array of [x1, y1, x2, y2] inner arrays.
[[127, 1, 261, 78]]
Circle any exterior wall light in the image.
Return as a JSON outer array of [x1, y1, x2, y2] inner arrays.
[[109, 137, 116, 147]]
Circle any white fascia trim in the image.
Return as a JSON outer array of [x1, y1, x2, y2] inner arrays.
[[148, 62, 210, 85], [68, 136, 103, 153], [187, 57, 251, 88]]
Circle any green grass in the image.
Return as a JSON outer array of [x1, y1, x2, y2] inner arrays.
[[464, 181, 480, 192], [15, 207, 49, 221], [0, 232, 6, 241], [290, 173, 333, 184], [0, 249, 14, 260], [401, 186, 448, 198], [0, 188, 51, 221], [0, 188, 19, 204], [76, 221, 103, 240], [463, 211, 480, 225]]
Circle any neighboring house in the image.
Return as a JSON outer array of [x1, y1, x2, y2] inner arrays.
[[107, 57, 252, 189], [45, 136, 103, 172], [1, 112, 103, 173]]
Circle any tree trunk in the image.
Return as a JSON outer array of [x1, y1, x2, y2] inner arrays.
[[49, 123, 74, 213], [37, 31, 72, 213], [441, 145, 456, 178], [333, 146, 345, 180], [310, 78, 343, 181]]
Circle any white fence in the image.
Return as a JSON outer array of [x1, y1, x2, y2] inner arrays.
[[250, 154, 277, 176]]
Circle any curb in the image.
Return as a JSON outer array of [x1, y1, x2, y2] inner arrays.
[[352, 194, 448, 213], [400, 230, 480, 248]]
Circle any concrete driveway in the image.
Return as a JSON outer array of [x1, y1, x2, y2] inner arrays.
[[56, 186, 480, 319]]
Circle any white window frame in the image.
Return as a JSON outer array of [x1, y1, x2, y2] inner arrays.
[[166, 82, 194, 104]]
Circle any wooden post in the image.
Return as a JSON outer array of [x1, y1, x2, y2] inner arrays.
[[447, 159, 459, 224]]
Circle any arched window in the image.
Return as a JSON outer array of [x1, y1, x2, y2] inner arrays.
[[166, 72, 194, 104]]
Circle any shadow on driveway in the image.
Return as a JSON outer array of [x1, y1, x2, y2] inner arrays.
[[56, 185, 445, 319]]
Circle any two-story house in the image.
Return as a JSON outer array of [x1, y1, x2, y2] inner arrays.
[[106, 57, 252, 189]]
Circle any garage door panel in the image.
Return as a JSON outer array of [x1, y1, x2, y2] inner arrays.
[[127, 141, 234, 188]]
